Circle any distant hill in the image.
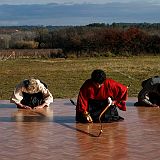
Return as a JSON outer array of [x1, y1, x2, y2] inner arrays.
[[0, 2, 160, 26]]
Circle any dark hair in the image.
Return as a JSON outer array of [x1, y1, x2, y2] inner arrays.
[[23, 79, 30, 88], [91, 69, 106, 84], [23, 79, 48, 89]]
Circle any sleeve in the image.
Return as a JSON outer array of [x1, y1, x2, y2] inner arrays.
[[138, 88, 153, 106], [76, 81, 90, 113], [109, 79, 128, 111], [38, 81, 53, 106], [10, 82, 24, 104]]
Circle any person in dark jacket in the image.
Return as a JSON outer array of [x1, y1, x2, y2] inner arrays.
[[76, 69, 128, 123], [134, 76, 160, 107]]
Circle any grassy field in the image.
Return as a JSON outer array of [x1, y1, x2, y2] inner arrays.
[[0, 56, 160, 100]]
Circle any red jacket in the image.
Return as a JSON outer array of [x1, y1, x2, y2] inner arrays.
[[76, 78, 128, 113]]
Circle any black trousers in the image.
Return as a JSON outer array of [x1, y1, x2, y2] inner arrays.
[[21, 92, 44, 109], [135, 92, 160, 107], [76, 99, 124, 123]]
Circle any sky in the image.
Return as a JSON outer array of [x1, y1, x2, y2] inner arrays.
[[0, 0, 160, 5], [0, 0, 160, 26]]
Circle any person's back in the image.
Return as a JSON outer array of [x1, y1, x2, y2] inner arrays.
[[10, 78, 53, 109], [134, 76, 160, 107]]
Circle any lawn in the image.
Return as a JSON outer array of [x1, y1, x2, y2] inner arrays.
[[0, 56, 160, 100]]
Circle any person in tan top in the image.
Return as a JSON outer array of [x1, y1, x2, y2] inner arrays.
[[10, 78, 53, 109]]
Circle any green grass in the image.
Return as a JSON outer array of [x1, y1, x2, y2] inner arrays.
[[0, 56, 160, 100]]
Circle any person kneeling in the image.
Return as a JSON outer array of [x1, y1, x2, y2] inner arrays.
[[10, 78, 53, 109], [134, 76, 160, 107], [76, 69, 128, 123]]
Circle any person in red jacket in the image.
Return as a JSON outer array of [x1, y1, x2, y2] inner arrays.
[[76, 69, 128, 123]]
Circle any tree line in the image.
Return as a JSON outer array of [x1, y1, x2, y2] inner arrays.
[[0, 23, 160, 57]]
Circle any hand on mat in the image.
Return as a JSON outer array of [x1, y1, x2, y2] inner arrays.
[[34, 104, 48, 110], [17, 103, 32, 110], [23, 105, 32, 110], [83, 111, 93, 123], [34, 105, 44, 109], [152, 104, 159, 108]]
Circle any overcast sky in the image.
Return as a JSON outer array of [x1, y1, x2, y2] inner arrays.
[[0, 0, 159, 26], [0, 0, 160, 5]]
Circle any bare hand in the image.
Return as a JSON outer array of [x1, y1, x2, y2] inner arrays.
[[83, 111, 93, 123], [33, 104, 47, 110], [17, 103, 32, 109], [23, 105, 32, 110], [152, 104, 159, 108]]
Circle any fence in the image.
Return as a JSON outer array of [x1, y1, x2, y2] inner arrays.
[[0, 49, 65, 60]]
